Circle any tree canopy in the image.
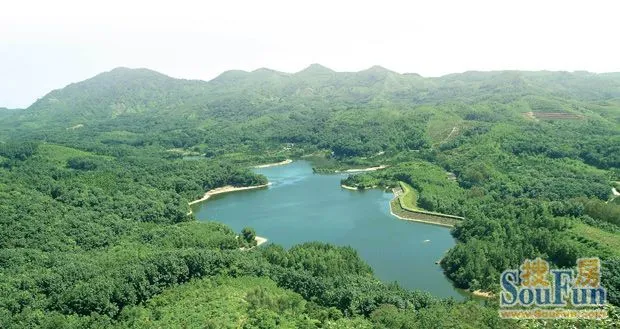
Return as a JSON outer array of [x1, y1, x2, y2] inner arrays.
[[0, 66, 619, 327]]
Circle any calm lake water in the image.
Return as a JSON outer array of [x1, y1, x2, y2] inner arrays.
[[193, 160, 464, 299]]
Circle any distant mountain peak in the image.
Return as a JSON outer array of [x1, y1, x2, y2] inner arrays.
[[296, 63, 335, 75], [360, 65, 397, 75], [89, 67, 174, 82], [106, 67, 161, 75], [250, 68, 290, 79], [368, 65, 389, 71], [252, 67, 284, 74], [211, 70, 250, 83], [108, 66, 133, 72]]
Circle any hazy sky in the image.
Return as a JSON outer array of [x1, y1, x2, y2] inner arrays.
[[1, 0, 619, 108]]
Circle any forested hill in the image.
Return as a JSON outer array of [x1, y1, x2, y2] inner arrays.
[[24, 68, 205, 120], [1, 66, 620, 327], [4, 66, 620, 160], [14, 66, 620, 125]]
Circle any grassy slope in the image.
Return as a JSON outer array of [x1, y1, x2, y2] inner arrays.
[[398, 181, 419, 210], [395, 182, 463, 220], [390, 198, 459, 227], [570, 222, 620, 258], [119, 276, 372, 328]]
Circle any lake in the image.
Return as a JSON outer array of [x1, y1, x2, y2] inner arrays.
[[192, 160, 464, 299]]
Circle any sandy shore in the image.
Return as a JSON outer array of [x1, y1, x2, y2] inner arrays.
[[470, 290, 494, 298], [189, 187, 270, 249], [341, 184, 359, 190], [338, 165, 388, 173], [255, 236, 268, 246], [253, 159, 293, 168], [188, 183, 270, 206], [239, 236, 269, 251]]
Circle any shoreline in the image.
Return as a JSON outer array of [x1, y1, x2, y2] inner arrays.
[[188, 183, 271, 206], [470, 290, 494, 299], [190, 186, 270, 250], [239, 236, 269, 251], [253, 159, 293, 168], [189, 167, 469, 299], [341, 184, 379, 191], [335, 165, 388, 173], [255, 236, 268, 246], [341, 184, 358, 190], [390, 183, 462, 226], [390, 206, 455, 228]]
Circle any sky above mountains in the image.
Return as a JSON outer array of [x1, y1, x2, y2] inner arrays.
[[2, 0, 620, 108]]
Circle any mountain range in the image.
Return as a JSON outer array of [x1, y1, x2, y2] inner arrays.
[[1, 65, 618, 145]]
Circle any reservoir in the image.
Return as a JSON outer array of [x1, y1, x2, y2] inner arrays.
[[192, 160, 464, 299]]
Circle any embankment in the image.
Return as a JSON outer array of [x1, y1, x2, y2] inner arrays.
[[389, 182, 464, 227], [390, 198, 460, 228]]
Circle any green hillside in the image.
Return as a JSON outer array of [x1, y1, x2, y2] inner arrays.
[[1, 66, 619, 327]]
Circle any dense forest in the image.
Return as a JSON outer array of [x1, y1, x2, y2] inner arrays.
[[1, 66, 619, 327]]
